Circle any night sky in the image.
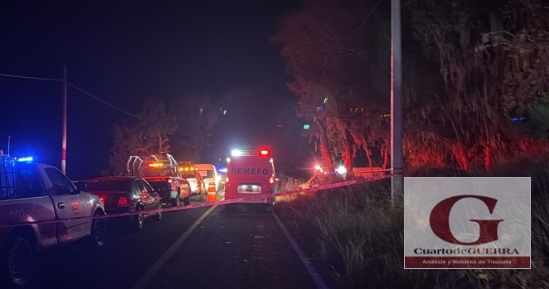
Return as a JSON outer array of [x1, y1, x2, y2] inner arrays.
[[0, 0, 314, 180]]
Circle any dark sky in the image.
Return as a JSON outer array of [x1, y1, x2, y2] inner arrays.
[[0, 0, 315, 180]]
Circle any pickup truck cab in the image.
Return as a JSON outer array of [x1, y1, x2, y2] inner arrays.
[[127, 154, 191, 207], [0, 156, 107, 288]]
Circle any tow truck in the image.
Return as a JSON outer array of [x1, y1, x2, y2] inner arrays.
[[0, 154, 107, 288], [126, 153, 191, 207]]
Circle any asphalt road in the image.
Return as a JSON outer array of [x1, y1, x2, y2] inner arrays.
[[27, 195, 318, 289]]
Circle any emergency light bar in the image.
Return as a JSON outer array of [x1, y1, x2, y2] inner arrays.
[[16, 156, 34, 163], [230, 149, 270, 157], [148, 163, 165, 168]]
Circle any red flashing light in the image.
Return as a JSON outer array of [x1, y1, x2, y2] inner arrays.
[[99, 196, 105, 206], [260, 149, 270, 156]]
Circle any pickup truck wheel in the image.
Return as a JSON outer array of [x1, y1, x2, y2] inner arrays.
[[183, 193, 191, 206], [3, 236, 34, 288], [153, 203, 162, 221], [171, 194, 180, 207], [134, 209, 144, 231], [90, 211, 107, 248]]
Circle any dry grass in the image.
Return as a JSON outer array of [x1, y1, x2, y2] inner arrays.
[[275, 159, 549, 289]]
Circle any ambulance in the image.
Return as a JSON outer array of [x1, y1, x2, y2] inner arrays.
[[224, 149, 276, 204]]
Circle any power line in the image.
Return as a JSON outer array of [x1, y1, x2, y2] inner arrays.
[[2, 71, 189, 144], [68, 83, 189, 143], [0, 73, 61, 82], [68, 83, 142, 120], [365, 0, 382, 22], [166, 132, 187, 143], [354, 0, 383, 34], [0, 71, 142, 120]]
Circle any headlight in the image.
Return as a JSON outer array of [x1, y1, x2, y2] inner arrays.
[[336, 165, 347, 175]]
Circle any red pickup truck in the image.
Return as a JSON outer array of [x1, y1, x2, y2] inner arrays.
[[0, 155, 107, 288], [127, 154, 191, 207]]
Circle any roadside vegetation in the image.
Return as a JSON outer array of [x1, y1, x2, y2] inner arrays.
[[275, 158, 549, 289], [274, 0, 549, 173], [273, 2, 549, 286], [107, 93, 219, 175]]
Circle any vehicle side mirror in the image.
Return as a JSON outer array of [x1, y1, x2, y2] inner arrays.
[[73, 181, 88, 191]]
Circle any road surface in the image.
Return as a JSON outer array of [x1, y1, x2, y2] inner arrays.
[[27, 197, 319, 289]]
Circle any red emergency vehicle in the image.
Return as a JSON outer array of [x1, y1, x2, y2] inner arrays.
[[224, 149, 276, 204]]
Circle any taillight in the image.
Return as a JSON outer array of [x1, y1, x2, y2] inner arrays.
[[99, 196, 105, 206], [118, 196, 129, 207]]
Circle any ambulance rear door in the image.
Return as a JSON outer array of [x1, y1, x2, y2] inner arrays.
[[226, 154, 275, 200]]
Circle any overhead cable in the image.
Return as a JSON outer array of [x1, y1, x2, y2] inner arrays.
[[68, 83, 142, 120], [0, 73, 61, 82]]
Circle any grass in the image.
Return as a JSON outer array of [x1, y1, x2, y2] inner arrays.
[[274, 159, 549, 289]]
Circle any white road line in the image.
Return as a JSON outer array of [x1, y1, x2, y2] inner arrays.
[[272, 211, 331, 289], [131, 205, 217, 289]]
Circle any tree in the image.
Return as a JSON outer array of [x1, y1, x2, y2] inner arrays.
[[169, 92, 218, 162], [403, 0, 549, 171], [275, 0, 390, 171], [109, 99, 177, 175], [289, 78, 336, 171]]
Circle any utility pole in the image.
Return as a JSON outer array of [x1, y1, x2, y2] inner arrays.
[[391, 0, 403, 201], [62, 65, 67, 174]]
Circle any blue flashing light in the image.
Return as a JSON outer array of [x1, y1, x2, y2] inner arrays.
[[16, 156, 34, 163], [219, 168, 227, 173], [512, 117, 525, 122]]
